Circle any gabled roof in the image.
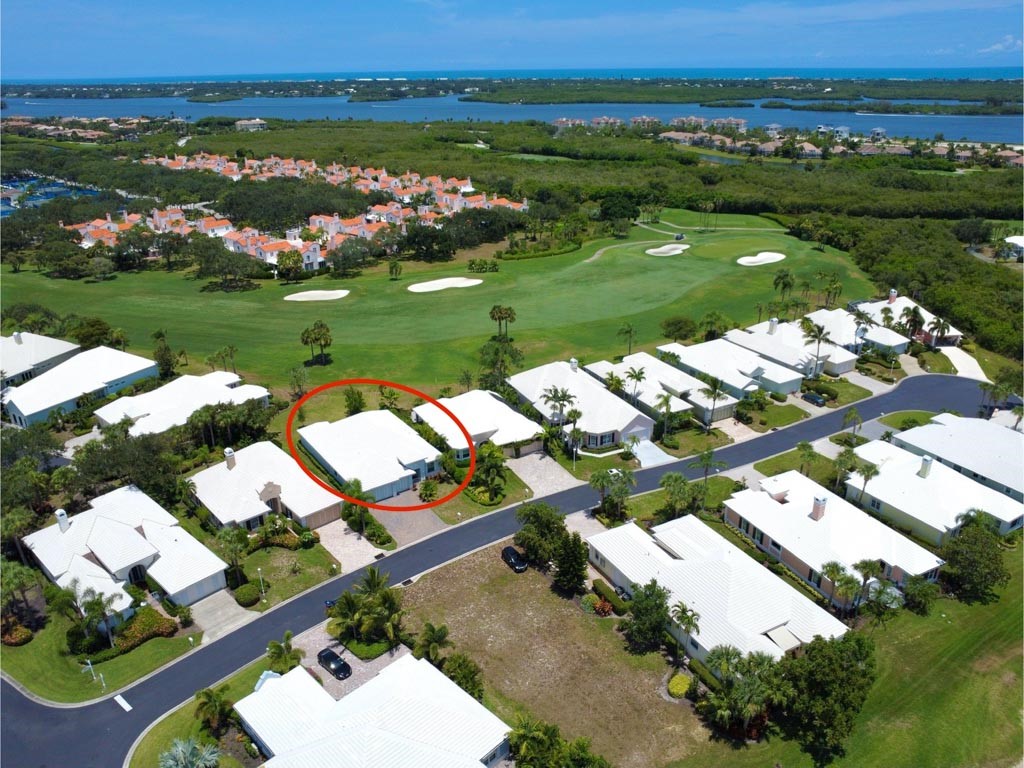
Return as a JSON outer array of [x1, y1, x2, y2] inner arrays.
[[858, 295, 962, 338], [804, 308, 910, 349], [727, 470, 943, 577], [894, 414, 1024, 497], [56, 555, 133, 615], [0, 332, 79, 380], [584, 351, 703, 415], [657, 339, 803, 394], [732, 320, 858, 371], [412, 390, 541, 450], [588, 517, 847, 660], [143, 521, 227, 596]]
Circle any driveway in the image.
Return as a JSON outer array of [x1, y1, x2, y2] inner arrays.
[[634, 439, 674, 468], [289, 622, 410, 700], [564, 510, 607, 540], [316, 519, 387, 574], [373, 496, 448, 547], [62, 426, 102, 459], [189, 590, 258, 644], [939, 347, 990, 382], [506, 452, 584, 495]]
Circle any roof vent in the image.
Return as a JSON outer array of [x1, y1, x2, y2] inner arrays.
[[918, 455, 933, 478], [224, 447, 236, 470], [56, 508, 70, 533], [569, 358, 579, 372]]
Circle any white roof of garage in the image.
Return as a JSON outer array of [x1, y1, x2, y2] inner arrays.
[[412, 389, 541, 450], [143, 521, 227, 596]]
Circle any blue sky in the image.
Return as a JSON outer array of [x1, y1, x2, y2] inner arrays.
[[2, 0, 1022, 79]]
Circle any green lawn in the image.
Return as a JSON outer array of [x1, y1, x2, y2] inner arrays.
[[917, 351, 957, 374], [242, 544, 339, 612], [969, 344, 1023, 383], [660, 426, 733, 458], [629, 476, 739, 521], [432, 469, 532, 525], [656, 208, 786, 230], [748, 403, 808, 432], [554, 446, 637, 481], [2, 222, 874, 394], [877, 410, 937, 430], [128, 659, 270, 768], [754, 448, 839, 488], [0, 612, 201, 703], [822, 376, 874, 407]]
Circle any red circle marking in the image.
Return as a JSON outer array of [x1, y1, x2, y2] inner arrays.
[[285, 378, 477, 512]]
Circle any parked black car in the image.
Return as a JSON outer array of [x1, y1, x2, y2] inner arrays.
[[317, 648, 352, 680], [802, 391, 827, 407], [501, 545, 528, 573]]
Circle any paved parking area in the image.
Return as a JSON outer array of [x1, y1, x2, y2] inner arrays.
[[939, 347, 990, 382], [316, 518, 386, 574], [714, 418, 760, 443], [564, 509, 607, 540], [506, 452, 584, 495], [634, 439, 674, 467], [374, 500, 448, 547], [290, 621, 410, 699]]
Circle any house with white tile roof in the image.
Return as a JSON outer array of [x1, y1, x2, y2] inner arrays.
[[0, 331, 80, 389], [191, 442, 343, 530], [584, 351, 738, 425], [3, 346, 158, 427], [507, 359, 654, 449], [804, 307, 910, 354], [657, 339, 803, 399], [298, 410, 442, 502], [848, 441, 1024, 545], [723, 471, 942, 605], [588, 517, 847, 662], [93, 371, 269, 436], [234, 654, 510, 768], [411, 389, 542, 460], [728, 317, 858, 376], [893, 413, 1024, 503], [857, 289, 962, 346], [24, 486, 226, 610]]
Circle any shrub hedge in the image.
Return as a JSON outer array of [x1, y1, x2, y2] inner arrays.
[[668, 673, 690, 699], [114, 606, 177, 653], [1, 624, 32, 646], [593, 579, 631, 616], [687, 657, 722, 692], [769, 391, 788, 403], [234, 583, 261, 607]]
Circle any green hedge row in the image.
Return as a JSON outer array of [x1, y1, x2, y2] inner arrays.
[[498, 242, 581, 261], [592, 579, 631, 616], [687, 657, 722, 692]]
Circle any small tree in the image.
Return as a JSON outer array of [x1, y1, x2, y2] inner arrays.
[[941, 516, 1011, 603], [193, 685, 233, 736], [413, 621, 452, 666], [514, 502, 566, 568], [216, 526, 249, 586], [689, 449, 726, 512], [797, 440, 817, 476], [444, 652, 484, 700], [277, 251, 303, 283], [266, 629, 305, 673], [552, 532, 588, 595], [620, 579, 670, 654], [344, 388, 366, 416], [902, 575, 941, 616], [618, 322, 638, 356], [659, 472, 692, 519]]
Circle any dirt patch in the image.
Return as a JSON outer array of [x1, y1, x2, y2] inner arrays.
[[972, 644, 1021, 674], [403, 543, 710, 768]]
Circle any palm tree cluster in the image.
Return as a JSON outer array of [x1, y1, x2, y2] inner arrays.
[[510, 714, 610, 768], [158, 737, 220, 768], [588, 467, 636, 521], [472, 442, 509, 502], [488, 304, 517, 338], [203, 344, 239, 373], [265, 629, 305, 674], [700, 645, 792, 741], [299, 319, 332, 364], [325, 566, 404, 648]]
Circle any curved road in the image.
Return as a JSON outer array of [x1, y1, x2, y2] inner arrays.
[[1, 375, 984, 768]]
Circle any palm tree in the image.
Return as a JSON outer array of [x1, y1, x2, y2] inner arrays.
[[796, 440, 816, 476], [880, 306, 894, 329], [326, 592, 362, 641], [852, 558, 885, 616], [589, 469, 615, 514], [700, 311, 732, 340], [659, 472, 692, 519], [625, 366, 646, 404], [110, 328, 129, 351], [158, 737, 220, 768], [842, 406, 862, 438], [851, 308, 875, 353], [754, 301, 765, 323], [833, 446, 859, 492], [834, 573, 861, 618], [266, 629, 305, 673], [540, 385, 575, 425], [900, 305, 926, 339], [79, 586, 120, 648], [355, 565, 390, 598], [618, 322, 638, 355], [821, 560, 846, 608], [489, 305, 505, 338], [342, 479, 375, 538], [222, 344, 238, 373], [1012, 405, 1024, 431], [705, 644, 743, 684], [510, 714, 561, 764], [802, 322, 833, 379], [773, 268, 795, 300], [655, 391, 674, 442], [698, 377, 726, 433], [670, 600, 701, 668], [1, 507, 35, 566], [175, 477, 197, 510], [413, 621, 452, 666], [215, 526, 248, 585], [857, 461, 880, 503], [689, 449, 727, 512], [193, 685, 233, 735], [605, 372, 625, 395], [927, 316, 951, 347]]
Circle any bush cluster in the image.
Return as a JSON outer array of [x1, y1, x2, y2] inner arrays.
[[769, 391, 788, 403], [580, 593, 600, 614], [803, 380, 839, 400], [114, 606, 177, 653], [668, 673, 690, 699], [2, 624, 32, 646], [466, 258, 500, 273], [687, 657, 722, 692], [592, 579, 631, 616], [234, 583, 261, 607]]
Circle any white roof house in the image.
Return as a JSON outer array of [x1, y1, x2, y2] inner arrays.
[[235, 654, 511, 768], [298, 410, 442, 502], [657, 339, 804, 399], [411, 389, 542, 458], [724, 471, 943, 597], [507, 359, 654, 447], [849, 441, 1024, 545], [0, 331, 80, 388], [588, 517, 847, 662], [93, 372, 270, 436], [857, 290, 962, 344], [3, 346, 158, 427], [733, 317, 859, 376], [804, 307, 910, 353], [894, 413, 1024, 502], [191, 442, 342, 530], [24, 486, 226, 608]]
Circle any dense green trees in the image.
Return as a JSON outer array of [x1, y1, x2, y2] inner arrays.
[[620, 579, 670, 653], [513, 502, 566, 567], [941, 514, 1012, 603], [325, 566, 404, 647]]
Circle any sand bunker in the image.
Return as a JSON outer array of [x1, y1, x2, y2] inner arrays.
[[407, 277, 483, 293], [284, 290, 351, 302], [645, 244, 691, 256], [737, 251, 786, 266]]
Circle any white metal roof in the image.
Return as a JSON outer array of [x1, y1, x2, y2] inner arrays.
[[895, 414, 1024, 497], [3, 346, 156, 418], [190, 441, 340, 526], [143, 521, 227, 595], [740, 320, 858, 370], [727, 471, 943, 577], [25, 486, 177, 580], [804, 308, 909, 350], [588, 518, 846, 660], [93, 372, 269, 436], [657, 339, 803, 395], [858, 295, 962, 338], [851, 441, 1024, 531], [236, 655, 509, 768], [584, 352, 697, 415], [0, 332, 79, 379], [298, 410, 440, 491], [412, 389, 541, 450], [55, 555, 133, 615], [507, 360, 654, 435]]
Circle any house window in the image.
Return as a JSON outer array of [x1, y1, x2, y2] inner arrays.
[[689, 637, 698, 650], [768, 539, 782, 555], [869, 498, 881, 511], [599, 432, 615, 446], [808, 568, 822, 587], [753, 529, 764, 545], [739, 517, 750, 535], [587, 434, 599, 448]]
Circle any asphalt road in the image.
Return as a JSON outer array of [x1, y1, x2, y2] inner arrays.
[[0, 375, 985, 768]]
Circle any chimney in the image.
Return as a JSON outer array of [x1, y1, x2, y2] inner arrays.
[[58, 220, 64, 228], [918, 455, 933, 478], [13, 331, 23, 344], [768, 317, 778, 335], [56, 508, 69, 533], [224, 447, 236, 470], [569, 357, 579, 372], [106, 212, 112, 222], [888, 288, 897, 304], [810, 496, 827, 521]]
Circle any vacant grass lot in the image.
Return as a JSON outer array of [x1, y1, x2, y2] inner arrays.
[[917, 351, 957, 374], [2, 218, 875, 394], [823, 377, 874, 407], [754, 448, 839, 488], [628, 476, 739, 522], [877, 410, 937, 430], [748, 403, 808, 432], [0, 611, 201, 703]]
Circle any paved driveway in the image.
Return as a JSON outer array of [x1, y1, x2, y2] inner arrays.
[[317, 519, 386, 574], [634, 440, 674, 467], [190, 590, 258, 644], [940, 347, 990, 382], [289, 622, 410, 699], [506, 452, 584, 495]]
